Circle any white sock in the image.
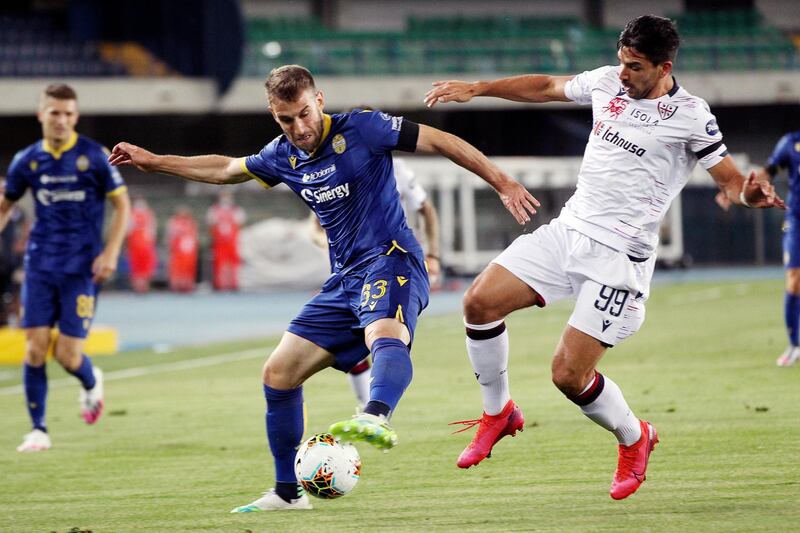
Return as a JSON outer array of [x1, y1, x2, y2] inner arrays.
[[465, 319, 510, 416], [348, 371, 370, 408], [579, 373, 642, 446]]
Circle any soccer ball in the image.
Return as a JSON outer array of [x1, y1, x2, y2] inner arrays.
[[294, 433, 361, 499]]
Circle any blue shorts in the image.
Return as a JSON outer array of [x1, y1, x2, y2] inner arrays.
[[21, 269, 99, 338], [288, 251, 430, 372], [784, 216, 800, 268]]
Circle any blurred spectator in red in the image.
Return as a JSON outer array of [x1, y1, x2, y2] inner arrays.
[[0, 176, 29, 326], [167, 206, 198, 292], [127, 195, 157, 293], [206, 190, 245, 291]]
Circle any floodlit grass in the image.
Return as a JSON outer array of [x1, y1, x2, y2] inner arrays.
[[0, 279, 798, 532]]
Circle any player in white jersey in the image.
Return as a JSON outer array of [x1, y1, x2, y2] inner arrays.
[[424, 14, 784, 500]]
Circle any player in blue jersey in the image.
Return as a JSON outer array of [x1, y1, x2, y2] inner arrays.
[[0, 84, 131, 452], [715, 131, 800, 366], [761, 131, 800, 366], [108, 64, 538, 512]]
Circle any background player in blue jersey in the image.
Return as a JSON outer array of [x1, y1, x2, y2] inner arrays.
[[761, 131, 800, 366], [716, 131, 800, 366], [0, 84, 131, 452], [108, 64, 538, 512]]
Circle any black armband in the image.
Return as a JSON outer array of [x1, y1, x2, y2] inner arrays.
[[396, 120, 420, 153]]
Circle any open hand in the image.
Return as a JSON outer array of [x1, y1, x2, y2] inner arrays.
[[497, 178, 540, 224], [742, 170, 785, 209]]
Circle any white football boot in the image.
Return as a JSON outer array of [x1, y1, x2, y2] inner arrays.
[[776, 346, 800, 367], [79, 367, 105, 424], [230, 489, 312, 513], [16, 429, 51, 452]]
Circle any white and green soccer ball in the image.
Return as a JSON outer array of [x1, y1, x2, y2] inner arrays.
[[294, 433, 361, 499]]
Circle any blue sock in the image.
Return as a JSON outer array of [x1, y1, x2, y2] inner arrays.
[[23, 363, 48, 432], [67, 354, 96, 390], [785, 293, 800, 346], [365, 337, 412, 418], [264, 385, 304, 488]]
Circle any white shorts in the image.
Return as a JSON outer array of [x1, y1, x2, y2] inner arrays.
[[492, 217, 655, 346]]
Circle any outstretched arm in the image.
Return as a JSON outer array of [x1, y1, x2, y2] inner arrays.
[[708, 155, 784, 209], [108, 142, 251, 185], [424, 74, 574, 108], [415, 124, 539, 224]]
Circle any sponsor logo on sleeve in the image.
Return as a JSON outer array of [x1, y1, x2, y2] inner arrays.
[[391, 116, 403, 131], [705, 119, 719, 136]]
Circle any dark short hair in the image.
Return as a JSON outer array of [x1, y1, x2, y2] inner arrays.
[[617, 15, 680, 65], [42, 83, 77, 101], [265, 65, 316, 102]]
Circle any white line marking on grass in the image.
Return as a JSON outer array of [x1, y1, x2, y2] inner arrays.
[[0, 346, 272, 396]]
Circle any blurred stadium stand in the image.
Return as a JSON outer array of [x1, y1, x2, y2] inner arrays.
[[0, 0, 799, 277]]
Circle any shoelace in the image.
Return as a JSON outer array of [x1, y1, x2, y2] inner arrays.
[[448, 417, 487, 435]]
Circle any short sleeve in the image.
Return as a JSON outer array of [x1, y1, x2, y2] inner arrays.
[[243, 139, 282, 189], [393, 158, 426, 211], [766, 134, 792, 170], [98, 146, 127, 197], [688, 101, 728, 170], [564, 65, 615, 105], [351, 110, 406, 154], [4, 150, 29, 201]]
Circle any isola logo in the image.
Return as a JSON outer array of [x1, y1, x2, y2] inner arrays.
[[300, 183, 350, 204]]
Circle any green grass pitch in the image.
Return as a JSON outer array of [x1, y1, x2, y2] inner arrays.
[[0, 278, 798, 532]]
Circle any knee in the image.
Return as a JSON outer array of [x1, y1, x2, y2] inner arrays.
[[787, 271, 800, 294], [463, 285, 498, 324], [262, 358, 294, 389], [25, 340, 49, 366]]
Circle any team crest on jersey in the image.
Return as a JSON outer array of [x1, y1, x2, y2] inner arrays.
[[289, 155, 298, 169], [29, 160, 38, 171], [332, 134, 347, 154], [76, 155, 90, 172], [603, 97, 628, 119], [657, 102, 677, 120]]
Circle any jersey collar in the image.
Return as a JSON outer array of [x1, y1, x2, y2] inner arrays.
[[667, 76, 679, 97], [42, 132, 78, 160], [307, 114, 332, 157]]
